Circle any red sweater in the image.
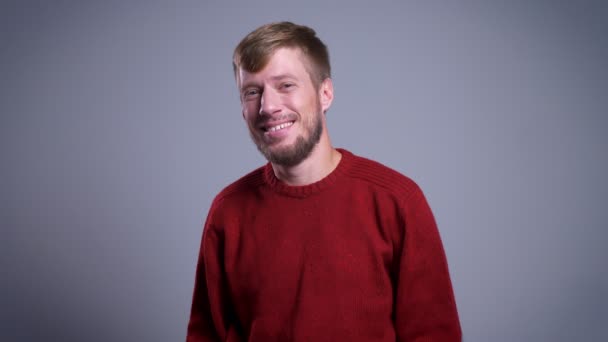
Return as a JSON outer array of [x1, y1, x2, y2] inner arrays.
[[187, 149, 461, 341]]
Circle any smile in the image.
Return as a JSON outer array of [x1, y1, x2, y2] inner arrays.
[[265, 121, 294, 132]]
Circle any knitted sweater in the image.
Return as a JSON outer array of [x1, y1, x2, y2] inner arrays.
[[187, 149, 461, 341]]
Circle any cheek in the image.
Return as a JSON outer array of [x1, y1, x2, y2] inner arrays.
[[242, 103, 260, 121], [284, 96, 311, 116]]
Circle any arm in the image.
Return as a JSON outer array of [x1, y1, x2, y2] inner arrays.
[[186, 222, 233, 342], [395, 187, 462, 341]]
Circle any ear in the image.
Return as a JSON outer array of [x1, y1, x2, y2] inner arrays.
[[319, 78, 334, 114], [238, 89, 247, 121], [236, 71, 246, 118]]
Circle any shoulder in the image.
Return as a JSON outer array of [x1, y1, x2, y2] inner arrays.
[[342, 149, 423, 201], [205, 165, 267, 220], [203, 165, 267, 229], [213, 165, 266, 204]]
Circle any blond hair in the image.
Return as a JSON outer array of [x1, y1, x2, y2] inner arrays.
[[233, 22, 331, 87]]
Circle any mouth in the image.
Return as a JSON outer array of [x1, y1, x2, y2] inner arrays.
[[261, 121, 295, 133]]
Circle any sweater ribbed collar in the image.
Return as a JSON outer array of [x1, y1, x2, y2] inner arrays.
[[263, 148, 353, 198]]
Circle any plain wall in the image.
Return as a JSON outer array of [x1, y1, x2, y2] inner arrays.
[[2, 1, 607, 341]]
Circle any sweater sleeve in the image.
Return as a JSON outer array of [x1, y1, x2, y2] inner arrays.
[[394, 187, 462, 341], [186, 221, 233, 342]]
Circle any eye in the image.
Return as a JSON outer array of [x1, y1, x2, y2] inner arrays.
[[281, 82, 295, 90], [243, 88, 261, 99]]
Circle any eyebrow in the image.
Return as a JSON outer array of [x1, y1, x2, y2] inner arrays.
[[240, 73, 299, 91], [269, 73, 298, 82]]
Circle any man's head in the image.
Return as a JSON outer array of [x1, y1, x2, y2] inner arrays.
[[233, 22, 334, 167], [233, 21, 331, 90]]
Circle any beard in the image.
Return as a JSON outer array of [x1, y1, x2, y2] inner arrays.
[[249, 106, 323, 167]]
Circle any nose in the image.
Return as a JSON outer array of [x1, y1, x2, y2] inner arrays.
[[259, 88, 281, 116]]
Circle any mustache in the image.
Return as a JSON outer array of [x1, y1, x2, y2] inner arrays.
[[256, 113, 298, 126]]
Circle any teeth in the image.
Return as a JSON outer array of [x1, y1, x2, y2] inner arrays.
[[268, 122, 293, 132]]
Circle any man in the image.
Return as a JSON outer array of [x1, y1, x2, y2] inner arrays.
[[187, 22, 461, 341]]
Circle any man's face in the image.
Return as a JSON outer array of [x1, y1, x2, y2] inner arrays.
[[238, 47, 330, 166]]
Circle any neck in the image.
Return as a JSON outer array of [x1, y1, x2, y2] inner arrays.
[[270, 134, 341, 186]]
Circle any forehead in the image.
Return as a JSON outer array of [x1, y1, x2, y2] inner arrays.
[[237, 47, 312, 87]]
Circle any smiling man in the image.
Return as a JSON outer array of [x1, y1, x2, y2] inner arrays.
[[187, 22, 462, 341], [240, 46, 335, 177]]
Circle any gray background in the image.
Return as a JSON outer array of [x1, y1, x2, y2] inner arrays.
[[2, 1, 607, 341]]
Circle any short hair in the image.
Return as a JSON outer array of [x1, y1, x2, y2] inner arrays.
[[233, 21, 331, 87]]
